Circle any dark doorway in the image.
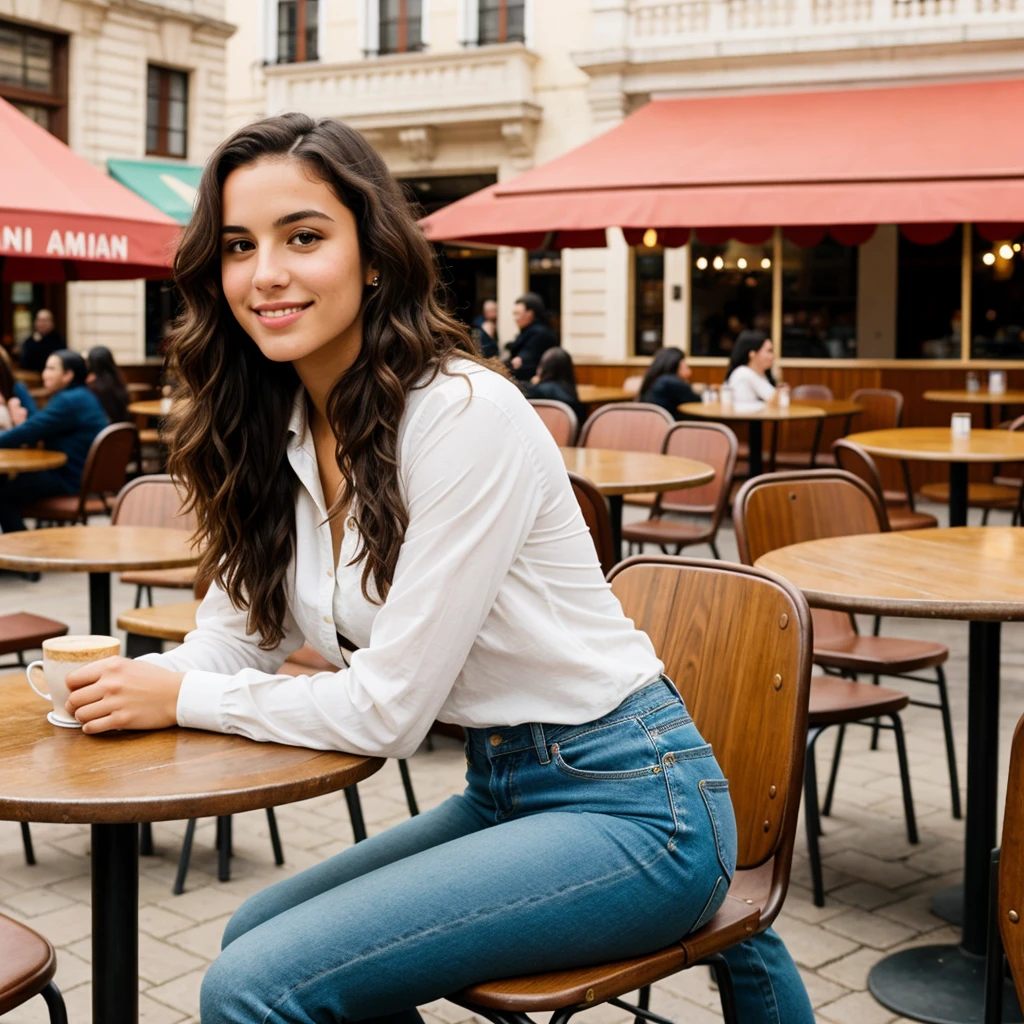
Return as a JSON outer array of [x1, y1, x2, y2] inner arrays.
[[897, 228, 962, 359]]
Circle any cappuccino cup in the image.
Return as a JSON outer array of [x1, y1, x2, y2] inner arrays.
[[26, 635, 120, 728]]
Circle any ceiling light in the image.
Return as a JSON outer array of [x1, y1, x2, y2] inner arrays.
[[696, 256, 708, 270], [983, 252, 996, 266], [1015, 243, 1022, 252], [737, 257, 748, 269], [712, 255, 725, 270], [761, 257, 771, 269], [999, 244, 1014, 260], [642, 228, 658, 247]]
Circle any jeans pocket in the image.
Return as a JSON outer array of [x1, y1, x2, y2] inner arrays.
[[699, 779, 738, 881], [690, 873, 729, 933]]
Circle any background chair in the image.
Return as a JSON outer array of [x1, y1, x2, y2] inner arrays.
[[0, 913, 67, 1023], [567, 471, 616, 576], [774, 384, 839, 469], [733, 470, 922, 905], [448, 556, 812, 1024], [623, 421, 737, 558], [23, 422, 138, 526], [849, 387, 915, 508], [529, 398, 579, 447], [833, 439, 938, 531]]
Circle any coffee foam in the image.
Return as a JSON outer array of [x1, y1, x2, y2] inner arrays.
[[42, 635, 120, 663]]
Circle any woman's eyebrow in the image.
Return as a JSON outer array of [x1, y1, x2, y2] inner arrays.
[[220, 210, 335, 234]]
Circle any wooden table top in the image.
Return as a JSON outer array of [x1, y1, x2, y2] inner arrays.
[[679, 401, 828, 422], [845, 428, 1024, 463], [0, 673, 383, 824], [0, 449, 67, 474], [13, 370, 41, 385], [127, 400, 169, 417], [803, 399, 863, 418], [924, 389, 1024, 405], [576, 384, 633, 404], [560, 447, 714, 496], [0, 526, 199, 573], [756, 527, 1024, 621], [117, 600, 200, 643]]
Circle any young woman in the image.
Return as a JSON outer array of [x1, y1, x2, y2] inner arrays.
[[86, 345, 132, 423], [638, 346, 700, 419], [725, 330, 777, 405], [525, 346, 585, 422], [62, 115, 812, 1024]]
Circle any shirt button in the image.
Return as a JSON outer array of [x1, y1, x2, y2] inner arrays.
[[323, 615, 332, 624], [489, 734, 503, 747], [326, 568, 333, 578]]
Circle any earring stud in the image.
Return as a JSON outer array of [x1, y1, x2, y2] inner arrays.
[[371, 276, 381, 287]]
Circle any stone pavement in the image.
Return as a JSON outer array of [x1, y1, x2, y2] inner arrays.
[[0, 501, 1020, 1024]]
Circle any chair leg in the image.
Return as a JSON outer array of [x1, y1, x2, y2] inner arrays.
[[934, 665, 963, 820], [133, 584, 144, 609], [344, 785, 368, 843], [397, 758, 420, 817], [982, 507, 991, 526], [822, 723, 846, 818], [708, 954, 741, 1024], [873, 615, 882, 636], [266, 807, 285, 865], [634, 985, 650, 1024], [173, 819, 197, 895], [40, 981, 68, 1024], [804, 729, 827, 907], [889, 713, 919, 845], [710, 540, 721, 559], [20, 822, 35, 865], [985, 848, 1004, 1024], [139, 822, 154, 856]]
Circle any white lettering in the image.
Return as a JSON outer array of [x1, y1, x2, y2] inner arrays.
[[64, 231, 86, 257], [95, 234, 110, 259], [110, 235, 127, 261], [88, 233, 95, 258], [25, 227, 31, 252], [1, 226, 23, 253], [45, 229, 64, 256]]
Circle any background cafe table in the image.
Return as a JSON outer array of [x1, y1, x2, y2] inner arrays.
[[757, 527, 1024, 1024], [0, 449, 66, 475], [127, 399, 169, 418], [845, 427, 1024, 527], [560, 446, 714, 554], [575, 384, 633, 407], [0, 526, 197, 635], [0, 672, 383, 1024], [924, 389, 1024, 429]]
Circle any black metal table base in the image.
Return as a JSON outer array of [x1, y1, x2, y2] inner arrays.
[[949, 463, 969, 529], [92, 822, 139, 1023], [88, 572, 111, 636], [931, 883, 963, 926], [609, 494, 623, 560], [748, 421, 764, 479]]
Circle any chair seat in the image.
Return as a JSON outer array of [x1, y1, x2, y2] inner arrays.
[[814, 635, 947, 675], [0, 912, 56, 1015], [117, 600, 201, 644], [994, 475, 1023, 489], [919, 481, 1020, 508], [887, 505, 939, 531], [139, 428, 162, 445], [773, 451, 837, 469], [121, 566, 196, 589], [0, 613, 68, 657], [621, 517, 711, 547], [809, 675, 909, 725], [623, 492, 657, 508], [22, 495, 107, 521]]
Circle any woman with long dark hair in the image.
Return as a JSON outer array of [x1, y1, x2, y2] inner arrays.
[[525, 346, 585, 421], [61, 114, 812, 1024], [638, 346, 700, 419], [86, 346, 132, 423], [725, 330, 777, 404]]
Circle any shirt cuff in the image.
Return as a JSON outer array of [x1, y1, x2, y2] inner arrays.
[[176, 670, 231, 731]]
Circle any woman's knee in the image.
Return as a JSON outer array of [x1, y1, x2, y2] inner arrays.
[[201, 943, 266, 1024]]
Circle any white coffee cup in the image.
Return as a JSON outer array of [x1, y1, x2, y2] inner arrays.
[[26, 635, 120, 728]]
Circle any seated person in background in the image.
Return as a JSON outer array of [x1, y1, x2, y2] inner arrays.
[[18, 309, 65, 374], [725, 330, 777, 405], [525, 346, 586, 423], [0, 348, 38, 430], [471, 298, 499, 360], [86, 346, 132, 423], [0, 349, 109, 532], [505, 292, 557, 381], [638, 346, 700, 419]]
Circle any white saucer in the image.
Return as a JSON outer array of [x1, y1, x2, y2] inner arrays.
[[47, 711, 81, 729]]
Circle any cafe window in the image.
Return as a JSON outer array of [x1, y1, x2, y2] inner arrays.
[[781, 237, 858, 358], [276, 0, 319, 63], [527, 250, 561, 338], [896, 228, 961, 359], [971, 235, 1024, 360], [634, 248, 664, 356], [479, 0, 525, 44], [690, 239, 773, 357], [380, 0, 424, 54], [0, 20, 67, 140], [146, 66, 188, 159]]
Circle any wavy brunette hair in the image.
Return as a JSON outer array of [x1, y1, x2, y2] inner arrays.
[[165, 113, 481, 648]]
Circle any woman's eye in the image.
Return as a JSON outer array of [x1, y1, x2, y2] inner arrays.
[[292, 231, 321, 247], [225, 238, 254, 254]]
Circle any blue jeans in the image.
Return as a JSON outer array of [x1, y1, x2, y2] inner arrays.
[[202, 679, 813, 1024]]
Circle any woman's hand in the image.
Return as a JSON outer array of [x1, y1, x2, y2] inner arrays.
[[8, 397, 26, 425], [65, 657, 185, 734]]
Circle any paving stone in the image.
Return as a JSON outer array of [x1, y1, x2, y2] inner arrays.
[[822, 907, 917, 949], [138, 932, 208, 984], [817, 989, 898, 1024], [818, 945, 896, 990], [772, 916, 860, 968], [1, 886, 76, 918], [167, 915, 233, 961]]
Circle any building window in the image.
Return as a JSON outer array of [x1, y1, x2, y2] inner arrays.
[[479, 0, 525, 43], [146, 66, 188, 158], [380, 0, 423, 54], [971, 234, 1024, 360], [781, 237, 858, 358], [897, 228, 961, 359], [0, 19, 67, 140], [634, 248, 664, 356], [276, 0, 318, 63]]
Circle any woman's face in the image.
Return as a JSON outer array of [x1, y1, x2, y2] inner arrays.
[[676, 360, 692, 382], [750, 339, 775, 374], [42, 354, 71, 393], [220, 157, 376, 367]]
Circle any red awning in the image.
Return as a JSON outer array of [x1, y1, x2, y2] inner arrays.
[[0, 99, 181, 281], [420, 78, 1024, 247]]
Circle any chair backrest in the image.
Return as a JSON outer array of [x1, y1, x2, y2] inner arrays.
[[791, 384, 834, 401], [1001, 711, 1024, 1003], [657, 423, 738, 528], [568, 471, 616, 577], [529, 398, 578, 447], [578, 402, 673, 452], [849, 388, 903, 432], [832, 439, 889, 517], [79, 423, 138, 513], [111, 473, 196, 531], [622, 373, 644, 397], [609, 557, 811, 905]]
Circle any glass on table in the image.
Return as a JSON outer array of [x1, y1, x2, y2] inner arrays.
[[966, 371, 980, 394], [951, 412, 972, 440], [777, 383, 791, 410]]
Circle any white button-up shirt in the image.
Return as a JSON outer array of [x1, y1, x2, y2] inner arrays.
[[143, 361, 663, 759]]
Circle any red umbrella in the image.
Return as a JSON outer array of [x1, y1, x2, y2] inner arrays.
[[0, 98, 182, 282]]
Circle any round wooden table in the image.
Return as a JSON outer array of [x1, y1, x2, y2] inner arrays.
[[924, 389, 1024, 429], [679, 401, 831, 476], [575, 384, 633, 406], [0, 526, 198, 635], [845, 427, 1024, 527], [560, 447, 714, 554], [757, 527, 1024, 1024], [0, 449, 67, 476], [127, 399, 170, 418], [0, 672, 382, 1024]]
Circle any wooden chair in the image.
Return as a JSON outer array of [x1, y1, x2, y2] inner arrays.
[[849, 388, 914, 507], [567, 472, 616, 576], [833, 439, 938, 531], [0, 914, 67, 1023], [774, 384, 838, 469], [112, 474, 197, 606], [733, 470, 920, 905], [447, 556, 812, 1024], [791, 384, 834, 401], [530, 399, 579, 447], [22, 422, 138, 526], [622, 422, 737, 559]]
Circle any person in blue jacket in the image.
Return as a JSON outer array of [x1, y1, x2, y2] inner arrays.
[[0, 349, 38, 425], [0, 349, 108, 532]]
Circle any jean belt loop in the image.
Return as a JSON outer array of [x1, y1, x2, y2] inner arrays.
[[530, 723, 551, 765]]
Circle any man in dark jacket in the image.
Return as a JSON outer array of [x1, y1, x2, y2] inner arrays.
[[0, 349, 108, 532], [505, 293, 557, 381], [18, 309, 66, 373]]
